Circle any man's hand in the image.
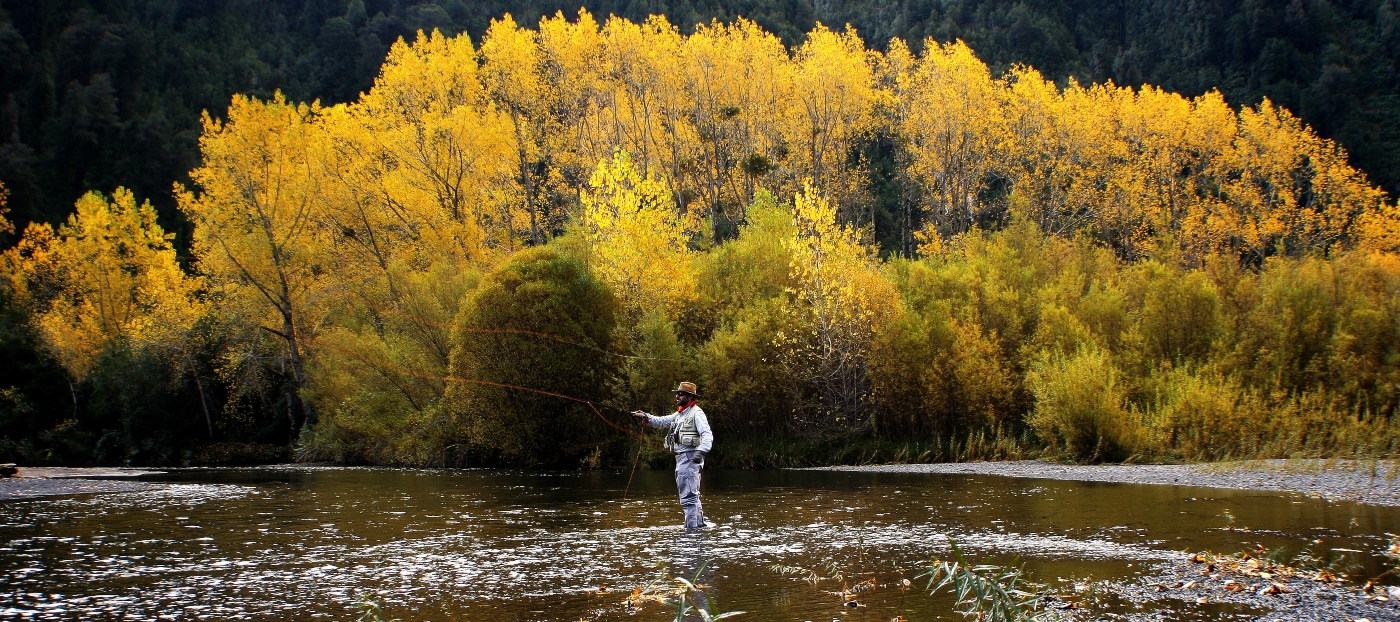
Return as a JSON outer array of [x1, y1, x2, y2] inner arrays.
[[631, 410, 649, 419]]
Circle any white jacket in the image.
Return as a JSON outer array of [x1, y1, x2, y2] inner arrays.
[[644, 404, 713, 453]]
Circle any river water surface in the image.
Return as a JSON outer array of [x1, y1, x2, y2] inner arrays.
[[3, 467, 1400, 621]]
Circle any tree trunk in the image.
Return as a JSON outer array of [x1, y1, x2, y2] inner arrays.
[[282, 313, 313, 441], [514, 114, 543, 246], [67, 377, 78, 420], [286, 387, 298, 441], [194, 374, 213, 439]]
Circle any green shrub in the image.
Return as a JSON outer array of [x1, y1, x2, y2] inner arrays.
[[869, 308, 953, 436], [610, 309, 692, 419], [1026, 344, 1142, 462], [698, 303, 791, 437], [1144, 365, 1400, 460], [1132, 262, 1222, 364], [447, 247, 619, 467]]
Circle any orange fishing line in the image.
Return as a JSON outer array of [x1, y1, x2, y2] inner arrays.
[[618, 417, 648, 528], [458, 327, 683, 361], [313, 340, 657, 442], [400, 367, 650, 440], [373, 321, 683, 362]]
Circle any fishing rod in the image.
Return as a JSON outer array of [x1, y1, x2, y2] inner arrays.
[[422, 371, 658, 524], [397, 368, 651, 440], [313, 338, 660, 441]]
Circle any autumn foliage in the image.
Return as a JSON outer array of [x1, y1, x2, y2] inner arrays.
[[4, 13, 1400, 466]]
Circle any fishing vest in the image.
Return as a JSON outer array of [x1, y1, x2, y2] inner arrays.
[[665, 406, 702, 452]]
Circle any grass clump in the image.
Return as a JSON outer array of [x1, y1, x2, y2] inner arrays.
[[920, 539, 1048, 621], [626, 561, 746, 622], [352, 594, 399, 622]]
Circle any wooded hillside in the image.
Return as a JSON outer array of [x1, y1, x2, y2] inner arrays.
[[1, 2, 1398, 467], [1, 0, 1397, 241]]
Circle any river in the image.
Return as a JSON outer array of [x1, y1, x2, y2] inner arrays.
[[3, 467, 1399, 620]]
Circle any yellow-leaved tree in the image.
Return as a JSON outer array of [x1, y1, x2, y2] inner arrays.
[[3, 188, 204, 416], [480, 14, 559, 245], [894, 39, 1010, 237], [535, 9, 608, 184], [1213, 100, 1387, 260], [777, 184, 901, 435], [352, 29, 519, 258], [303, 31, 522, 462], [1357, 200, 1400, 253], [578, 150, 699, 416], [590, 15, 697, 214], [680, 18, 792, 228], [0, 181, 12, 241], [785, 25, 876, 218], [579, 150, 699, 317], [877, 37, 1400, 263], [179, 93, 327, 438]]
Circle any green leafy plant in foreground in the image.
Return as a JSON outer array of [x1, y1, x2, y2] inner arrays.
[[920, 539, 1048, 621], [767, 523, 882, 603], [629, 561, 746, 622], [353, 594, 399, 622], [665, 564, 747, 622]]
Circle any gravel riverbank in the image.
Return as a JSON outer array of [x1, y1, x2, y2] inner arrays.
[[813, 459, 1400, 507], [1072, 556, 1397, 622], [0, 467, 161, 501]]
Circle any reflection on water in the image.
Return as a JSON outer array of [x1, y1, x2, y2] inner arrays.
[[2, 467, 1399, 621]]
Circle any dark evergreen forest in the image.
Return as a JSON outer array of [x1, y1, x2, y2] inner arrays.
[[1, 0, 1397, 239]]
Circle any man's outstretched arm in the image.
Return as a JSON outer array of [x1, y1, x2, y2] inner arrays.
[[632, 410, 677, 428]]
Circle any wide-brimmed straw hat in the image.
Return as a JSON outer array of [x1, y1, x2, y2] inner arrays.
[[671, 381, 699, 397]]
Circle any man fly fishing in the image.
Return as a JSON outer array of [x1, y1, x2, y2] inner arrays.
[[633, 382, 712, 529]]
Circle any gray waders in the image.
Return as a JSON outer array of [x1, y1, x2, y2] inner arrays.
[[675, 450, 705, 529]]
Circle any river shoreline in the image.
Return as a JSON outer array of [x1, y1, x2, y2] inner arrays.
[[0, 467, 161, 501], [7, 459, 1400, 505], [810, 459, 1400, 507], [814, 459, 1400, 620]]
